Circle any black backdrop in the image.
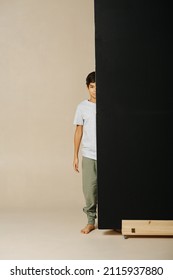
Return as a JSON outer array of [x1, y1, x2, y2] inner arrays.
[[94, 0, 173, 229]]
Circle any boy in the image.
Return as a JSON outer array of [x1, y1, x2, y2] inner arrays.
[[73, 71, 97, 234]]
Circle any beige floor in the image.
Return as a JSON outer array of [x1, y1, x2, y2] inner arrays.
[[0, 207, 173, 260]]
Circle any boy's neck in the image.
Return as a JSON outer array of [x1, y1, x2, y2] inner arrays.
[[88, 98, 96, 103]]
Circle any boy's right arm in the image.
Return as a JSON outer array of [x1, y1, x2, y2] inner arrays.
[[73, 125, 83, 172]]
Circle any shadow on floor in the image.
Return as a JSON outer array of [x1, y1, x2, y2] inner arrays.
[[101, 229, 173, 239], [102, 229, 122, 236]]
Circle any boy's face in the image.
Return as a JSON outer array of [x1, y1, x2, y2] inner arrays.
[[87, 82, 96, 102]]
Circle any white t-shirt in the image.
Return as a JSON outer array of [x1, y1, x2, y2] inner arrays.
[[73, 100, 97, 160]]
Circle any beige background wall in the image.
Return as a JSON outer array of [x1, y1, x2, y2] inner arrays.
[[0, 0, 95, 210]]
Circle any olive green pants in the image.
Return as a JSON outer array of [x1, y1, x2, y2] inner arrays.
[[82, 156, 97, 225]]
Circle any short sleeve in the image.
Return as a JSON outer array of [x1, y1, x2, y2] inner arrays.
[[73, 105, 84, 125]]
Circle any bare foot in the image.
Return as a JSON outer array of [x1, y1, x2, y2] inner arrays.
[[81, 224, 95, 234]]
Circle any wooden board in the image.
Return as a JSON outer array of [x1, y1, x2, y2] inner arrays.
[[122, 220, 173, 236]]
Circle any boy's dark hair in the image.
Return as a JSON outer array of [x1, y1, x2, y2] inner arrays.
[[86, 71, 95, 87]]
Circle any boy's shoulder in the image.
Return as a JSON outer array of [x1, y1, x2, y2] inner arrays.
[[76, 100, 96, 112], [77, 99, 88, 108]]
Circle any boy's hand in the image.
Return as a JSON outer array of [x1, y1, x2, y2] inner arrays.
[[73, 158, 79, 173]]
